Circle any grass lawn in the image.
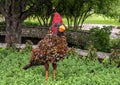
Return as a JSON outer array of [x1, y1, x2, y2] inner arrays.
[[0, 48, 120, 85], [24, 14, 120, 27], [84, 14, 120, 26]]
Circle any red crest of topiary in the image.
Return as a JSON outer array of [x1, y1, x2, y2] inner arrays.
[[51, 12, 63, 34]]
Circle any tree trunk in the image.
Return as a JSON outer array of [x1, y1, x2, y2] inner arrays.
[[5, 17, 22, 47], [74, 16, 78, 30], [0, 0, 46, 47], [118, 16, 120, 22], [4, 0, 23, 47]]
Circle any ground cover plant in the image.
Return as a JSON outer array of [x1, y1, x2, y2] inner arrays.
[[0, 48, 120, 85]]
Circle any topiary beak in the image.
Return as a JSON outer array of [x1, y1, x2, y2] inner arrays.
[[59, 25, 65, 32]]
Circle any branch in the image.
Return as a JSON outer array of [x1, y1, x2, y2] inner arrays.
[[16, 0, 27, 13], [0, 3, 5, 15], [20, 0, 45, 21]]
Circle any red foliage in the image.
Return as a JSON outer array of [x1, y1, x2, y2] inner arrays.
[[51, 12, 63, 34]]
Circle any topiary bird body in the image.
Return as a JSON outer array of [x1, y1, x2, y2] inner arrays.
[[23, 12, 69, 80]]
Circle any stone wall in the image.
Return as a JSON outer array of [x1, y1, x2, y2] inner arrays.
[[0, 26, 89, 48], [21, 26, 49, 38], [66, 30, 89, 48]]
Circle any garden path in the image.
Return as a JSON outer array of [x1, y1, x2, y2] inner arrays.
[[0, 43, 110, 59], [82, 24, 120, 38]]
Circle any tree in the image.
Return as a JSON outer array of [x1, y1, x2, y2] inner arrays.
[[0, 0, 119, 47], [94, 0, 120, 22], [53, 0, 120, 30], [53, 0, 94, 30], [0, 0, 46, 46], [33, 0, 53, 27], [112, 0, 120, 22]]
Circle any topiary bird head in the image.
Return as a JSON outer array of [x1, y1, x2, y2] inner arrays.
[[51, 12, 65, 36]]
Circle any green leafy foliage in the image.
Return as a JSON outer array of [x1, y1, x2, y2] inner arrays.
[[87, 26, 112, 52], [24, 40, 33, 51], [110, 38, 120, 49], [0, 48, 120, 85], [81, 45, 98, 65], [109, 49, 120, 66], [23, 21, 40, 27]]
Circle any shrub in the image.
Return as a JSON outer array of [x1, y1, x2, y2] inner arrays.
[[24, 40, 33, 51], [110, 38, 120, 49], [23, 21, 40, 27], [87, 45, 98, 61], [87, 26, 112, 52]]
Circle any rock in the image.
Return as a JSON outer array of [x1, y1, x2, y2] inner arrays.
[[75, 48, 110, 59]]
